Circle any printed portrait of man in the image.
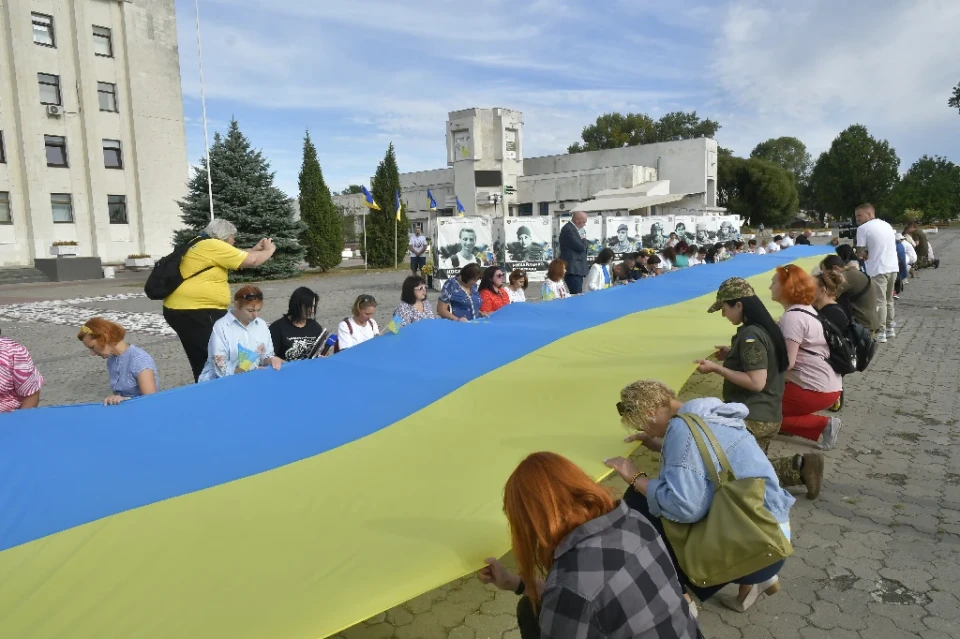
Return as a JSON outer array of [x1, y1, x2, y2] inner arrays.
[[607, 223, 637, 253]]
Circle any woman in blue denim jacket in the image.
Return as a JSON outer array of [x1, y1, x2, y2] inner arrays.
[[605, 380, 795, 613]]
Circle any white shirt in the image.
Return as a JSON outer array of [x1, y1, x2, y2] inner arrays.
[[755, 246, 767, 255], [687, 256, 701, 267], [337, 317, 379, 350], [901, 241, 917, 266], [855, 218, 898, 277], [780, 236, 795, 247], [199, 312, 274, 382], [507, 287, 526, 303], [765, 242, 780, 253], [409, 234, 427, 257]]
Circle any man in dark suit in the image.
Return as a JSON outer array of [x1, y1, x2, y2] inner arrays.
[[559, 210, 589, 294]]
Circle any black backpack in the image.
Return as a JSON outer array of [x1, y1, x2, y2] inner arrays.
[[787, 308, 858, 376], [847, 320, 877, 373], [144, 236, 214, 300]]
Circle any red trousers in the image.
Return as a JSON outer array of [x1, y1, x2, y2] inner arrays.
[[780, 381, 841, 441]]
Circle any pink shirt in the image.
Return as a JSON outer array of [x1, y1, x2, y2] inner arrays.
[[0, 338, 44, 412], [779, 305, 842, 393]]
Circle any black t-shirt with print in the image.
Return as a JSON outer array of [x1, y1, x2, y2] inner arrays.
[[269, 316, 325, 361]]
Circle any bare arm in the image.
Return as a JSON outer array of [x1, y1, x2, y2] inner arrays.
[[137, 369, 158, 396], [19, 390, 40, 409], [239, 239, 276, 268], [784, 340, 799, 370]]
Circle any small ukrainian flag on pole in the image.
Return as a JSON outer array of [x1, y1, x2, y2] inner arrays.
[[395, 189, 402, 222], [427, 189, 438, 211], [361, 185, 380, 210], [456, 197, 465, 216]]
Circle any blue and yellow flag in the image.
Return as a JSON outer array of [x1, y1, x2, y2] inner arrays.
[[456, 197, 465, 216], [427, 189, 437, 211], [360, 185, 380, 210], [395, 189, 402, 222], [384, 313, 404, 334]]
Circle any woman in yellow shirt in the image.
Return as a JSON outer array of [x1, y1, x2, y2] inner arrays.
[[162, 219, 276, 381]]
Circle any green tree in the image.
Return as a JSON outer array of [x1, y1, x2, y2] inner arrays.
[[807, 125, 900, 222], [949, 81, 960, 114], [175, 119, 304, 280], [568, 111, 720, 153], [366, 143, 410, 268], [750, 137, 812, 189], [888, 155, 960, 223], [340, 185, 364, 195], [298, 131, 342, 271], [718, 155, 798, 228]]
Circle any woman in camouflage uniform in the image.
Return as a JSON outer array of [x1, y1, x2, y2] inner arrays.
[[693, 277, 825, 499]]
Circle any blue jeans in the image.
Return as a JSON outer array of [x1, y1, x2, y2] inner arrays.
[[623, 488, 784, 601], [564, 273, 584, 295]]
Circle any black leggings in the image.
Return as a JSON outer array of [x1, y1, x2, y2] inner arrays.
[[163, 307, 227, 382], [622, 488, 785, 602]]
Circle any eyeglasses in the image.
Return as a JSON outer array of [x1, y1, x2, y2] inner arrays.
[[241, 293, 264, 301], [358, 294, 376, 304], [414, 286, 426, 291], [494, 273, 504, 279]]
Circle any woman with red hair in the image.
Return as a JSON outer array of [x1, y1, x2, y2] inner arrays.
[[478, 452, 700, 639], [771, 265, 843, 450], [78, 317, 158, 405]]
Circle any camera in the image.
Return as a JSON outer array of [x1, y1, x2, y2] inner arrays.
[[837, 223, 857, 240]]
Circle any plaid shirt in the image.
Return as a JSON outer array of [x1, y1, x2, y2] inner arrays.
[[539, 501, 702, 639]]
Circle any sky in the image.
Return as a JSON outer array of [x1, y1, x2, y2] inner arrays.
[[174, 0, 960, 198]]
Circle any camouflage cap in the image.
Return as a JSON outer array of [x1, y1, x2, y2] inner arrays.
[[707, 277, 755, 313]]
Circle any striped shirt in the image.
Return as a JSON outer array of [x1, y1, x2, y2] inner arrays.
[[0, 338, 44, 412]]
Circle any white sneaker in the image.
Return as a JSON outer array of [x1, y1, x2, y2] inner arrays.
[[886, 328, 896, 339], [818, 417, 842, 450], [876, 333, 887, 343]]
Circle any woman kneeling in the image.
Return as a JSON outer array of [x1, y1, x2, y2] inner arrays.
[[479, 452, 701, 639], [605, 381, 795, 612]]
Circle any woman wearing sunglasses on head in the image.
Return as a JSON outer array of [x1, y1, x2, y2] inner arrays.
[[337, 294, 380, 351], [198, 285, 282, 382]]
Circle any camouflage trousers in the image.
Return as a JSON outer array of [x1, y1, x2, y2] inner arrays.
[[745, 419, 804, 487]]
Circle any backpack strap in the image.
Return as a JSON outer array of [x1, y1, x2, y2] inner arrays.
[[183, 236, 215, 280], [343, 317, 353, 335], [787, 308, 834, 361], [847, 276, 873, 302]]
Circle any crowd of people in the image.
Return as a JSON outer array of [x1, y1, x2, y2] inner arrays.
[[0, 207, 942, 637]]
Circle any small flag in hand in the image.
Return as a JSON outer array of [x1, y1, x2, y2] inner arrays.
[[385, 313, 404, 334]]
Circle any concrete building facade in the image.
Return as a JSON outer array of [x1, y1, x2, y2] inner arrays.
[[0, 0, 188, 266], [334, 107, 723, 238]]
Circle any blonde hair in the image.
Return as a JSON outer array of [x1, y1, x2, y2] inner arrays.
[[618, 380, 676, 432]]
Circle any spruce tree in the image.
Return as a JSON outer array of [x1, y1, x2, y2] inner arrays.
[[175, 119, 304, 280], [367, 143, 410, 268], [298, 131, 342, 270]]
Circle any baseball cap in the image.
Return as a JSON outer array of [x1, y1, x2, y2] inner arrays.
[[707, 277, 755, 313]]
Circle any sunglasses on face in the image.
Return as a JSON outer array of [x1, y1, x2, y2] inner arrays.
[[241, 293, 264, 301]]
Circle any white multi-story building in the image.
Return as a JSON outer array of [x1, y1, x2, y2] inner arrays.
[[0, 0, 188, 266], [334, 107, 724, 237]]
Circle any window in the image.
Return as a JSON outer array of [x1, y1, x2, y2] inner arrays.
[[103, 139, 123, 168], [108, 195, 127, 224], [92, 26, 113, 57], [38, 73, 61, 105], [538, 202, 550, 216], [51, 193, 74, 223], [32, 13, 55, 47], [45, 135, 68, 167], [0, 192, 10, 224], [518, 203, 533, 217], [98, 82, 117, 112], [0, 131, 5, 163]]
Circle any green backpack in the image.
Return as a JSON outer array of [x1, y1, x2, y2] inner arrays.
[[660, 413, 794, 587]]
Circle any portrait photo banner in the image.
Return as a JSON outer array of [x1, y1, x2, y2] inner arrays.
[[433, 216, 494, 280], [602, 215, 642, 260], [503, 217, 553, 281], [0, 247, 831, 639]]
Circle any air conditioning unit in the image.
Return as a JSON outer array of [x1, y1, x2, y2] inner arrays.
[[46, 105, 64, 117]]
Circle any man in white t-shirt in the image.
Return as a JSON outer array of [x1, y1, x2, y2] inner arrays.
[[409, 228, 427, 275], [780, 231, 796, 248], [855, 203, 898, 342]]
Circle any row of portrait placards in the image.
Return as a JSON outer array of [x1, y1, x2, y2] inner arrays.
[[431, 214, 742, 286]]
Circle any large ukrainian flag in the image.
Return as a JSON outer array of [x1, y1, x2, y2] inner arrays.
[[0, 247, 830, 638]]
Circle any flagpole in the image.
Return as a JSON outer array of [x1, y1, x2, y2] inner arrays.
[[194, 0, 214, 221], [395, 215, 398, 270]]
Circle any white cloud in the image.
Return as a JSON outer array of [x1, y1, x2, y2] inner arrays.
[[710, 0, 960, 161]]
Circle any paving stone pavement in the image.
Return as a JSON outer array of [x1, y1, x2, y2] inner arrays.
[[3, 237, 959, 638], [329, 232, 960, 639]]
